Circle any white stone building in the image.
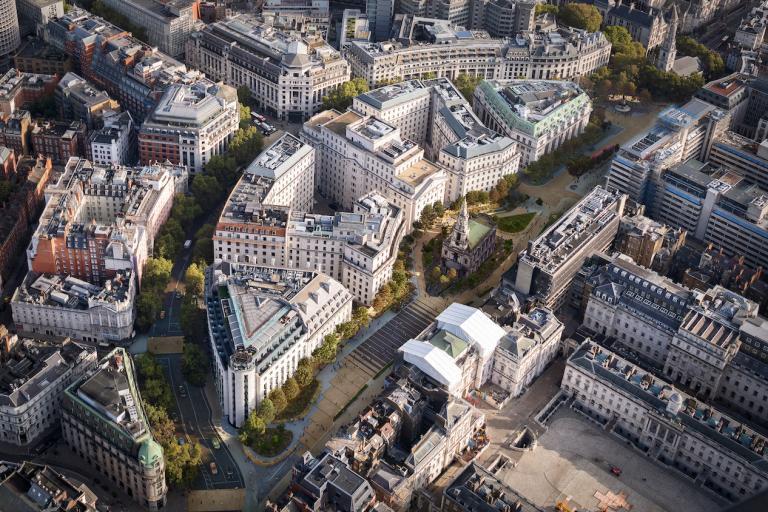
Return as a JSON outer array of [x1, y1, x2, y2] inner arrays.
[[88, 111, 134, 166], [205, 263, 352, 427], [12, 272, 137, 344], [301, 110, 447, 230], [345, 16, 611, 87], [563, 340, 768, 503], [101, 0, 198, 57], [185, 15, 350, 122], [138, 79, 239, 174], [473, 79, 593, 166], [491, 307, 563, 397], [62, 348, 167, 510], [0, 335, 96, 446]]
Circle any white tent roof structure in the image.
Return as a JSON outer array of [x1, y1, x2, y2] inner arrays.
[[436, 303, 506, 357], [399, 339, 462, 392]]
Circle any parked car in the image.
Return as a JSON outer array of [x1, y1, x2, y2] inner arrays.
[[210, 462, 218, 475], [212, 438, 221, 450]]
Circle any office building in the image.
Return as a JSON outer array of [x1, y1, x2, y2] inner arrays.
[[0, 461, 99, 511], [61, 349, 167, 510], [337, 9, 371, 50], [12, 272, 137, 344], [441, 200, 496, 276], [345, 16, 611, 87], [185, 15, 350, 122], [88, 111, 135, 166], [491, 307, 563, 397], [0, 0, 20, 70], [101, 0, 199, 57], [262, 0, 331, 35], [26, 157, 186, 286], [563, 340, 768, 503], [474, 79, 592, 166], [15, 0, 64, 38], [205, 262, 352, 426], [366, 0, 394, 42], [0, 68, 58, 117], [0, 336, 96, 446], [55, 73, 120, 129], [708, 130, 768, 191], [614, 211, 686, 274], [47, 9, 205, 122], [606, 98, 728, 204], [12, 40, 72, 76], [513, 186, 628, 311], [302, 110, 447, 229], [482, 0, 536, 38], [138, 80, 239, 174]]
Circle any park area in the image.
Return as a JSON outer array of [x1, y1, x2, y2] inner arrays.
[[496, 411, 723, 512]]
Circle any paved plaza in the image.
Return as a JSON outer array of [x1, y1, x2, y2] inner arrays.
[[496, 411, 724, 512]]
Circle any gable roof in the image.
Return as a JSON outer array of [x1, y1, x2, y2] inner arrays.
[[399, 339, 462, 392], [436, 303, 506, 357]]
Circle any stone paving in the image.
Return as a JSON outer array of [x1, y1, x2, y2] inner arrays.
[[495, 410, 724, 512]]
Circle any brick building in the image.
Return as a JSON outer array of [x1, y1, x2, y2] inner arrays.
[[30, 120, 86, 164]]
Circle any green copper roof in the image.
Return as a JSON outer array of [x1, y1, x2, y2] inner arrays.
[[467, 219, 492, 249], [429, 330, 468, 359], [139, 439, 164, 468]]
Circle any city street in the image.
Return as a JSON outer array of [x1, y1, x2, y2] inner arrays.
[[155, 354, 243, 490]]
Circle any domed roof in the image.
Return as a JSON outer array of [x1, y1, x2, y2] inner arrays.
[[138, 438, 164, 468]]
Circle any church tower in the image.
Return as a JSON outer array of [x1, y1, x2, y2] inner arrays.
[[656, 5, 678, 73], [451, 198, 470, 250]]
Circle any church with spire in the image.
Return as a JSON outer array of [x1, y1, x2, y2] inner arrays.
[[656, 5, 679, 73], [441, 199, 497, 276]]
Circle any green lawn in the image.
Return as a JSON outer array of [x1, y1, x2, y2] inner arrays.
[[276, 379, 320, 422], [250, 427, 292, 457], [495, 212, 536, 233]]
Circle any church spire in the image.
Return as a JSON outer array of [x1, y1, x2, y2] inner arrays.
[[452, 198, 470, 248], [656, 5, 678, 73]]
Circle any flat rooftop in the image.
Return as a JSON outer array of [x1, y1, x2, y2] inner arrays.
[[355, 79, 428, 110], [397, 159, 441, 187], [245, 133, 309, 179]]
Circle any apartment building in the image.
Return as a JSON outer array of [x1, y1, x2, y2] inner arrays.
[[61, 349, 167, 510], [25, 157, 186, 286], [563, 340, 768, 503], [12, 272, 136, 344], [288, 451, 376, 512], [301, 110, 447, 229], [491, 307, 563, 397], [0, 153, 51, 290], [102, 0, 199, 57], [138, 80, 239, 174], [185, 15, 350, 122], [88, 111, 135, 166], [0, 335, 96, 446], [55, 73, 120, 129], [734, 0, 768, 51], [0, 68, 58, 117], [474, 79, 592, 166], [205, 262, 352, 426], [345, 16, 610, 87], [0, 111, 31, 156], [47, 9, 205, 122], [606, 98, 729, 204], [30, 120, 87, 165], [513, 186, 628, 311], [0, 460, 99, 511]]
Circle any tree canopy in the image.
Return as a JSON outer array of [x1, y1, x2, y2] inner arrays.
[[322, 78, 370, 111], [558, 3, 602, 32], [453, 73, 483, 101]]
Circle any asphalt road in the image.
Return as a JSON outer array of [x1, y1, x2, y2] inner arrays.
[[156, 354, 244, 490]]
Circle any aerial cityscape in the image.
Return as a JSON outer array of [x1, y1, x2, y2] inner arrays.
[[0, 0, 766, 511]]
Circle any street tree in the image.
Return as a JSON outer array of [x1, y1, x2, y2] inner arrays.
[[283, 378, 299, 401], [268, 388, 287, 414], [559, 4, 602, 32]]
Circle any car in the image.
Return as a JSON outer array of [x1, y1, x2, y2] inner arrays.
[[178, 437, 185, 446], [184, 239, 192, 249], [212, 438, 221, 450], [210, 462, 218, 475], [160, 310, 166, 319]]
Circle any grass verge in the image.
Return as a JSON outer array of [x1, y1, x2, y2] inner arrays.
[[494, 212, 536, 233]]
